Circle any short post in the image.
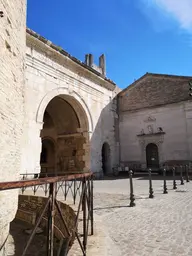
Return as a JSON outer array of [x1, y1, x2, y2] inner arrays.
[[163, 168, 168, 194], [129, 170, 135, 207], [148, 169, 154, 198], [180, 165, 184, 185], [185, 165, 189, 182], [172, 167, 177, 190]]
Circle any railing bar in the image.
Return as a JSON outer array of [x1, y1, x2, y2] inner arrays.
[[0, 172, 92, 190], [55, 200, 71, 237], [75, 184, 86, 226], [75, 231, 86, 256]]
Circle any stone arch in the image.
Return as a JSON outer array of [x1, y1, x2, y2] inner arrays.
[[101, 142, 111, 174], [36, 87, 93, 134], [37, 89, 92, 174]]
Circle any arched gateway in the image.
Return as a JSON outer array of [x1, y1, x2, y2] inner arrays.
[[36, 88, 93, 175]]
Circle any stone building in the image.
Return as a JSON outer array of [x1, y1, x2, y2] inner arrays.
[[0, 0, 26, 254], [21, 29, 120, 178], [118, 73, 192, 171]]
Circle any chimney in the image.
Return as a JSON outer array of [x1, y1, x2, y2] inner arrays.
[[85, 54, 94, 67], [85, 54, 89, 66], [89, 54, 93, 67], [99, 54, 106, 76]]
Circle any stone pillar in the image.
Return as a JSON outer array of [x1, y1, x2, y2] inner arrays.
[[82, 131, 91, 172], [0, 0, 26, 254], [20, 121, 43, 174]]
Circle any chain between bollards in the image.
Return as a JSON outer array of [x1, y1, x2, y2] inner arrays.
[[180, 165, 184, 185], [163, 168, 168, 194], [129, 170, 135, 207], [172, 167, 177, 190], [148, 169, 154, 198]]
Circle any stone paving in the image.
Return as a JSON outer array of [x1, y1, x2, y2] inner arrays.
[[91, 174, 192, 256]]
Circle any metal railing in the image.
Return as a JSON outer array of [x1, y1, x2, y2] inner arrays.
[[0, 172, 94, 256]]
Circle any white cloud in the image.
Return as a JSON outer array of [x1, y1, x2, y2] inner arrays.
[[146, 0, 192, 32]]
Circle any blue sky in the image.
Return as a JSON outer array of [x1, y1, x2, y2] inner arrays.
[[27, 0, 192, 89]]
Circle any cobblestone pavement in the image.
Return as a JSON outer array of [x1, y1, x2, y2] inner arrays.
[[92, 174, 192, 256]]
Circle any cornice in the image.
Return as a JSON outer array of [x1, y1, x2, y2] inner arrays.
[[26, 28, 116, 91]]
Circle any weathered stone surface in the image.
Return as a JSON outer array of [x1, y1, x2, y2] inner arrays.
[[0, 0, 26, 252]]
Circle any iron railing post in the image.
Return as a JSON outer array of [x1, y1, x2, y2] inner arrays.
[[148, 169, 154, 198], [82, 177, 87, 255], [47, 182, 56, 256], [163, 168, 168, 194], [172, 167, 177, 190], [129, 170, 135, 207], [90, 176, 94, 235], [74, 179, 76, 205], [180, 165, 184, 185]]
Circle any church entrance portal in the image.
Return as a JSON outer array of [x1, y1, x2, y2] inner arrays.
[[146, 143, 159, 168], [102, 142, 111, 174], [40, 95, 90, 175]]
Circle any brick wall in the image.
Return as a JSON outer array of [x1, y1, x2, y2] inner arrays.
[[0, 0, 26, 253], [118, 74, 192, 112]]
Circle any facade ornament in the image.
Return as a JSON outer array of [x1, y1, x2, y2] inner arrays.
[[147, 125, 153, 134], [158, 127, 163, 133]]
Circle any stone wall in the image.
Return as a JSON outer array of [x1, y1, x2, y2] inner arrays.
[[119, 101, 192, 169], [21, 31, 119, 177], [0, 0, 26, 254]]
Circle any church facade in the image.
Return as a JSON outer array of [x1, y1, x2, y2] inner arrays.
[[118, 73, 192, 171]]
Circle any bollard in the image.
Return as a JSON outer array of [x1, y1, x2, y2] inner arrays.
[[172, 167, 177, 190], [185, 165, 189, 182], [180, 165, 184, 185], [163, 168, 168, 194], [129, 170, 135, 207], [148, 169, 154, 198]]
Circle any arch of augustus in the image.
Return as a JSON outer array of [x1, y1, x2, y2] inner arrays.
[[20, 29, 121, 177]]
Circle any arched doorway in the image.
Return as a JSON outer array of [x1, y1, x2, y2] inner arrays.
[[102, 142, 111, 174], [40, 95, 90, 175], [40, 138, 56, 176], [146, 143, 159, 168]]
